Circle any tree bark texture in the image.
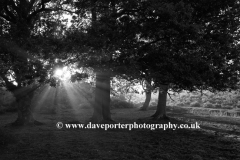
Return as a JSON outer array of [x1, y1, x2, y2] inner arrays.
[[140, 91, 151, 111], [11, 84, 41, 126], [91, 71, 112, 123], [140, 80, 152, 111], [151, 84, 169, 119]]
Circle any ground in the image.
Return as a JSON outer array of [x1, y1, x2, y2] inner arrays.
[[0, 83, 240, 160]]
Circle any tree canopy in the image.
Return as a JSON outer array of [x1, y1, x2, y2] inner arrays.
[[1, 0, 240, 123], [125, 0, 240, 92]]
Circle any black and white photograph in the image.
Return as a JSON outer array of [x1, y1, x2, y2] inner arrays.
[[0, 0, 240, 159]]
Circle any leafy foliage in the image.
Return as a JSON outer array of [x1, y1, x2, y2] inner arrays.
[[132, 0, 240, 91]]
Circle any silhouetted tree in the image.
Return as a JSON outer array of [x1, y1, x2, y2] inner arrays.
[[0, 0, 74, 125], [134, 0, 240, 119]]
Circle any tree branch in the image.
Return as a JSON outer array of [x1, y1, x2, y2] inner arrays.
[[167, 92, 175, 102]]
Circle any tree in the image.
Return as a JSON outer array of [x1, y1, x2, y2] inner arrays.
[[24, 0, 239, 124], [133, 0, 240, 119], [0, 0, 75, 125], [0, 39, 45, 125], [68, 0, 143, 123]]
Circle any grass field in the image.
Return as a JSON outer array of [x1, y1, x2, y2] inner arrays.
[[0, 83, 240, 160]]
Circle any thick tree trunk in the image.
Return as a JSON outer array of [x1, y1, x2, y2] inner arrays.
[[140, 81, 152, 111], [0, 74, 41, 126], [11, 84, 42, 126], [91, 71, 113, 123], [13, 94, 34, 125], [151, 84, 169, 120]]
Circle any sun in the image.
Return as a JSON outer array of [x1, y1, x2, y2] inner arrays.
[[54, 66, 71, 81], [55, 69, 63, 77]]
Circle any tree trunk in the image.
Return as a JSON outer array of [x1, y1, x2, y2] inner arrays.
[[91, 71, 113, 123], [151, 84, 169, 120], [140, 81, 152, 111], [11, 84, 42, 126], [0, 74, 41, 126], [13, 94, 34, 125], [140, 91, 151, 111]]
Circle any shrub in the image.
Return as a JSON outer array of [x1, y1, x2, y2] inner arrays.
[[190, 101, 201, 107], [110, 98, 134, 109]]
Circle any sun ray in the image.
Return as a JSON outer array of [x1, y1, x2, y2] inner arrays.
[[33, 85, 51, 113], [62, 82, 93, 122]]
